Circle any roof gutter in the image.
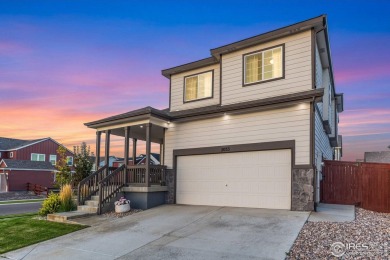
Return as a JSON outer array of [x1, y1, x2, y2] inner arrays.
[[210, 15, 325, 58], [0, 168, 56, 172]]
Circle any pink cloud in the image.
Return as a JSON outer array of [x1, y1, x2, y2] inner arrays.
[[334, 65, 390, 84], [0, 41, 30, 55]]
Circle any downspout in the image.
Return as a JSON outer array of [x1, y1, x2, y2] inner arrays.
[[311, 97, 317, 210]]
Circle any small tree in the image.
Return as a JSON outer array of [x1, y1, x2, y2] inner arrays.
[[73, 142, 93, 186], [55, 146, 72, 188]]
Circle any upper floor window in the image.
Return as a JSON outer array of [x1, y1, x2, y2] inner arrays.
[[9, 152, 13, 158], [184, 71, 213, 102], [31, 153, 45, 161], [49, 155, 57, 165], [67, 156, 73, 166], [244, 45, 284, 85]]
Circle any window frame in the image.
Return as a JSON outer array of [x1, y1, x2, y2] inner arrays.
[[9, 152, 13, 158], [242, 44, 285, 87], [183, 70, 214, 103], [66, 156, 73, 166], [49, 154, 57, 165], [31, 153, 45, 162]]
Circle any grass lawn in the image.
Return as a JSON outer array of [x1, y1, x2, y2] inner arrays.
[[0, 213, 87, 254], [0, 199, 45, 205]]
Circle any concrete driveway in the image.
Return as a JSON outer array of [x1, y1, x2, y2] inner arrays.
[[3, 205, 309, 260]]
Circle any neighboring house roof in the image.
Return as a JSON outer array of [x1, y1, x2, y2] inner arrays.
[[137, 153, 160, 165], [0, 159, 56, 171], [150, 153, 160, 163], [364, 152, 390, 163], [0, 137, 48, 150], [162, 15, 325, 78], [99, 156, 123, 167], [112, 153, 161, 165], [0, 137, 74, 154]]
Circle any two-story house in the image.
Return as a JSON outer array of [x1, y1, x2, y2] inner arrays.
[[79, 15, 343, 214], [0, 137, 74, 191]]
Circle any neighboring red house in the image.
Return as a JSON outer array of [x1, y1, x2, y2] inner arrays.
[[0, 137, 74, 192]]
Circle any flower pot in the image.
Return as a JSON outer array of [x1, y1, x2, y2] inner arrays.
[[115, 203, 130, 213]]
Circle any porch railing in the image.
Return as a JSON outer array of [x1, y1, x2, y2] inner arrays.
[[127, 165, 167, 186], [77, 165, 111, 205], [127, 165, 147, 184], [98, 164, 126, 215], [149, 165, 167, 185], [77, 164, 167, 215]]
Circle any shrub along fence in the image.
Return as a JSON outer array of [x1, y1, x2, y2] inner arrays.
[[321, 160, 390, 213]]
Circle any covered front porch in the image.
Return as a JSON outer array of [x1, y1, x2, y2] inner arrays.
[[78, 107, 172, 213]]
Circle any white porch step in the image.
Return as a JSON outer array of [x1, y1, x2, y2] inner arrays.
[[47, 211, 91, 223], [91, 195, 99, 201], [85, 200, 99, 207], [77, 205, 98, 213]]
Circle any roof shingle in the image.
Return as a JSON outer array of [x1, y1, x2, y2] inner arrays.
[[1, 159, 56, 170], [0, 137, 47, 150]]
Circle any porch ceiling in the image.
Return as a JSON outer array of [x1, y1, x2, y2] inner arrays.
[[110, 123, 165, 144]]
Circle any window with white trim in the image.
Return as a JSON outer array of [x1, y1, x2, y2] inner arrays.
[[9, 152, 13, 158], [184, 71, 213, 102], [31, 153, 45, 161], [49, 155, 57, 165], [66, 156, 73, 166], [244, 45, 283, 85]]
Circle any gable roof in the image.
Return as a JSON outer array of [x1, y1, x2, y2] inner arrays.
[[0, 137, 74, 154], [0, 159, 56, 171], [162, 15, 326, 78], [0, 137, 48, 151]]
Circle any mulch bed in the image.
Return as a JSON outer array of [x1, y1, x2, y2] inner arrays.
[[287, 208, 390, 259], [0, 191, 45, 201], [103, 209, 143, 218]]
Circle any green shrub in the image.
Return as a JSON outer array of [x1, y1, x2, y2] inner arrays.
[[38, 193, 61, 216], [59, 184, 76, 212]]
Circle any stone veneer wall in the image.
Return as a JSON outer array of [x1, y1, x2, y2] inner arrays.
[[292, 168, 315, 211], [165, 169, 175, 204]]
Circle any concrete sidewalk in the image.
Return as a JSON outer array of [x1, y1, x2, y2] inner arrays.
[[308, 203, 355, 222], [2, 205, 309, 260]]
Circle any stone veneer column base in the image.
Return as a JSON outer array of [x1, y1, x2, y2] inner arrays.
[[165, 169, 175, 204], [292, 168, 315, 211]]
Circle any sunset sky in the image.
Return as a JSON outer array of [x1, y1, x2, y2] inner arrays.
[[1, 1, 389, 161]]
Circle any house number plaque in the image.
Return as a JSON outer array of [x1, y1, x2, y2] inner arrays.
[[221, 147, 230, 152]]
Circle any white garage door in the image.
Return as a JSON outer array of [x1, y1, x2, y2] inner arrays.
[[176, 149, 291, 209]]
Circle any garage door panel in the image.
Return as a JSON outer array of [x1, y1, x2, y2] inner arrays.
[[176, 149, 291, 210]]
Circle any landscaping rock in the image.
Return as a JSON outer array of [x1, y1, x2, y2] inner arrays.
[[287, 208, 390, 259], [103, 209, 143, 218]]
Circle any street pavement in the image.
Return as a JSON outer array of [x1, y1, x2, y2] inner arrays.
[[0, 201, 42, 216]]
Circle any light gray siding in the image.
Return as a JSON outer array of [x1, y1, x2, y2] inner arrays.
[[315, 45, 323, 89], [170, 64, 220, 111], [315, 108, 333, 161], [330, 100, 336, 137], [165, 103, 311, 168], [221, 30, 312, 105], [314, 106, 333, 202]]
